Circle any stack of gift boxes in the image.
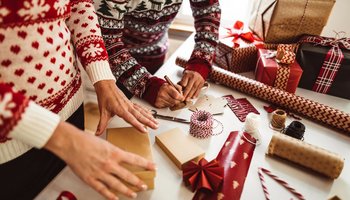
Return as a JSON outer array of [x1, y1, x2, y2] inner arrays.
[[215, 0, 350, 100]]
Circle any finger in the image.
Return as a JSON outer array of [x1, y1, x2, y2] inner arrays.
[[133, 104, 158, 125], [96, 111, 111, 136], [186, 82, 199, 100], [112, 165, 147, 191], [130, 108, 161, 130], [183, 79, 194, 99], [168, 87, 184, 101], [179, 74, 189, 88], [133, 105, 158, 129], [101, 174, 137, 199], [175, 84, 183, 94], [121, 151, 156, 171], [193, 85, 202, 99], [90, 179, 119, 200], [121, 111, 148, 133]]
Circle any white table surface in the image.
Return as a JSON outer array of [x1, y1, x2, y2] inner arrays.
[[37, 35, 350, 200]]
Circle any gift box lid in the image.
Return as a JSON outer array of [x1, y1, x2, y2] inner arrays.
[[107, 127, 156, 179], [155, 128, 205, 169]]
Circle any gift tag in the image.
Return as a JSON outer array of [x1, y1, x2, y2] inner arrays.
[[189, 95, 227, 115], [224, 95, 259, 122]]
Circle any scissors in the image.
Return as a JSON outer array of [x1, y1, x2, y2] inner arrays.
[[151, 110, 190, 124]]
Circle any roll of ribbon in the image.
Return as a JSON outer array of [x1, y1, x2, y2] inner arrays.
[[282, 121, 305, 140], [189, 110, 223, 139], [267, 133, 344, 179], [175, 57, 350, 135], [270, 109, 287, 130], [243, 112, 261, 145]]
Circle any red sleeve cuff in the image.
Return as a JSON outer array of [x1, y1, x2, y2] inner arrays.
[[142, 77, 166, 106], [185, 58, 212, 80]]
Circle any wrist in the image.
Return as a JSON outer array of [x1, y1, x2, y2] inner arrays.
[[185, 58, 211, 80], [44, 121, 81, 161], [142, 77, 166, 106]]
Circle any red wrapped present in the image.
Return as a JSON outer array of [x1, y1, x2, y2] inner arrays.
[[255, 47, 303, 93], [215, 21, 269, 74]]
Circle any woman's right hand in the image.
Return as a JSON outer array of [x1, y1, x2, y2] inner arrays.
[[45, 122, 156, 200], [154, 83, 184, 108]]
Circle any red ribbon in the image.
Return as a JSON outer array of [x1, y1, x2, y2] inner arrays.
[[183, 158, 224, 192], [223, 21, 262, 48], [56, 191, 77, 200]]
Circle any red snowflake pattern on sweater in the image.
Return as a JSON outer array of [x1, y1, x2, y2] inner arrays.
[[0, 0, 114, 162]]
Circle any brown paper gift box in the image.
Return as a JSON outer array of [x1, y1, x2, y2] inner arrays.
[[107, 127, 156, 190], [155, 128, 205, 169], [248, 0, 335, 43]]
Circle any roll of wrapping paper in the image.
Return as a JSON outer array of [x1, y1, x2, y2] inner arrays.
[[175, 57, 350, 135], [267, 133, 344, 179]]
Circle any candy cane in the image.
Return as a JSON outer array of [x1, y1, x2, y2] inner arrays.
[[258, 167, 306, 200]]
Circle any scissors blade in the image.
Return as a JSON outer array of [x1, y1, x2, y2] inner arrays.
[[155, 115, 190, 124]]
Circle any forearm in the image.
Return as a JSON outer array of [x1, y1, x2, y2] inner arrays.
[[66, 0, 115, 84], [188, 0, 221, 78]]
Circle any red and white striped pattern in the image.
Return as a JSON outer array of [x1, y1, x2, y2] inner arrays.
[[258, 167, 305, 200], [189, 110, 223, 139]]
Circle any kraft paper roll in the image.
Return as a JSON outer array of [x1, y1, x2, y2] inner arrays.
[[267, 133, 344, 179], [175, 57, 350, 135]]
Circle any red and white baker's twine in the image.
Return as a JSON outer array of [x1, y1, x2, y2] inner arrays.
[[258, 167, 305, 200], [189, 110, 223, 139]]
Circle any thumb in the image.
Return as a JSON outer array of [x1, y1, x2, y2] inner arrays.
[[96, 112, 110, 136]]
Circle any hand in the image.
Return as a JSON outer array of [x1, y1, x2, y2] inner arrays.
[[178, 70, 205, 101], [94, 80, 158, 135], [45, 122, 156, 200], [154, 83, 184, 108]]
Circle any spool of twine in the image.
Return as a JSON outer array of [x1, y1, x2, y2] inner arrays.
[[270, 109, 287, 130], [243, 113, 261, 145], [189, 110, 223, 139], [282, 121, 305, 140]]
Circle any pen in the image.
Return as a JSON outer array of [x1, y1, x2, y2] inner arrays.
[[164, 75, 183, 95]]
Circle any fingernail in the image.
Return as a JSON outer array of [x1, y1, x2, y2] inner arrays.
[[130, 192, 137, 198], [143, 127, 148, 132], [140, 184, 148, 191]]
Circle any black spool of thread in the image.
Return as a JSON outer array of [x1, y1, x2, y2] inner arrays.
[[282, 121, 305, 140]]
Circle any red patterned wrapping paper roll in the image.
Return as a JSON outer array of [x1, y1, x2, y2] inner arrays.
[[193, 131, 256, 200], [176, 57, 350, 135]]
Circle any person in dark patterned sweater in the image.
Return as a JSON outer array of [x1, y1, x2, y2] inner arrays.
[[0, 0, 158, 199], [94, 0, 221, 108]]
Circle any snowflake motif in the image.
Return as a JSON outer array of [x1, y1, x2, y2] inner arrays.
[[194, 51, 202, 56], [0, 7, 10, 23], [0, 93, 16, 126], [54, 0, 69, 16], [18, 0, 50, 21], [82, 43, 103, 58]]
